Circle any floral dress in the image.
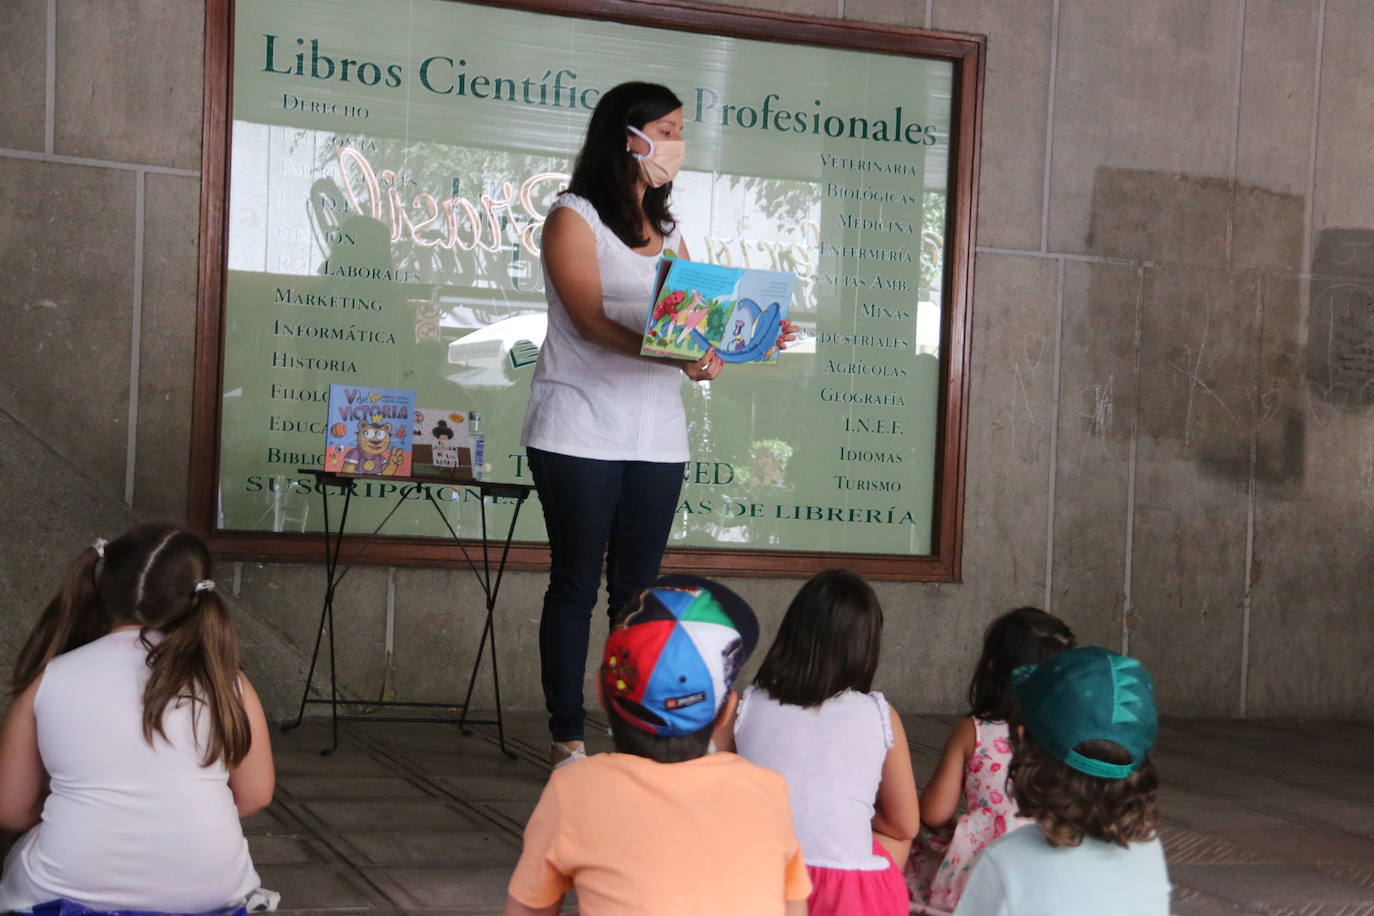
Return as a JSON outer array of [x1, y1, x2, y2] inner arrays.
[[906, 718, 1032, 915]]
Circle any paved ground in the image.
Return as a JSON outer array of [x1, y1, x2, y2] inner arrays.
[[254, 713, 1374, 914]]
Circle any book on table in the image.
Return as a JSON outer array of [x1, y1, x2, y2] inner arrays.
[[412, 406, 474, 477], [322, 384, 415, 477]]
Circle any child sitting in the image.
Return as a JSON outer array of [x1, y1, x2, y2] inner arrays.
[[502, 575, 811, 916], [908, 607, 1075, 913], [0, 524, 275, 914], [954, 646, 1171, 914], [728, 569, 918, 916]]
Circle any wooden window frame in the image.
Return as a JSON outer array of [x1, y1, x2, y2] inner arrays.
[[189, 0, 984, 580]]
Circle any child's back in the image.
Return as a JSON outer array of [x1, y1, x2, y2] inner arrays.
[[955, 823, 1168, 915], [504, 575, 811, 916], [735, 686, 892, 870], [953, 646, 1171, 915], [730, 570, 916, 916], [510, 751, 808, 914], [0, 632, 257, 912], [909, 607, 1074, 914]]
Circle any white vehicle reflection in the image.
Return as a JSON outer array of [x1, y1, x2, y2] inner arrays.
[[445, 313, 548, 387]]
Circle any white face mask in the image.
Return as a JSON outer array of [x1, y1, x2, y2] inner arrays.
[[628, 124, 685, 188]]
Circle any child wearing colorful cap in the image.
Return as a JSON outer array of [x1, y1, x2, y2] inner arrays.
[[502, 575, 812, 916], [953, 646, 1171, 915]]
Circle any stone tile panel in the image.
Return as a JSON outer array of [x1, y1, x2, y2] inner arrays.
[[336, 830, 518, 868], [300, 798, 484, 831], [1129, 267, 1255, 714], [1049, 1, 1239, 256], [0, 157, 135, 497], [390, 567, 521, 709], [1169, 863, 1374, 908], [1249, 246, 1374, 718], [959, 253, 1058, 603], [256, 864, 390, 911], [1235, 0, 1320, 197], [1312, 1, 1374, 233], [363, 865, 513, 912], [0, 0, 48, 152], [863, 252, 1060, 713], [237, 562, 391, 707], [134, 172, 200, 520], [930, 0, 1054, 251], [1085, 167, 1231, 268], [0, 411, 143, 668], [247, 834, 321, 866], [1048, 260, 1141, 648], [54, 0, 203, 168], [277, 775, 429, 799], [1230, 182, 1306, 274]]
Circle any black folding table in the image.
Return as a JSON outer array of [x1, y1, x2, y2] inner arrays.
[[283, 469, 534, 757]]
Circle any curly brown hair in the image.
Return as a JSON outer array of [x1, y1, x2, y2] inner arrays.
[[1009, 733, 1159, 848]]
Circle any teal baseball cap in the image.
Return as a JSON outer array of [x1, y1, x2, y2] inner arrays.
[[1012, 646, 1158, 780]]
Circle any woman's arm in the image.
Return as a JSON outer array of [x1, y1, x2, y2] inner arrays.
[[227, 676, 275, 818], [919, 716, 976, 829], [543, 207, 721, 381], [871, 705, 920, 861], [0, 677, 46, 832]]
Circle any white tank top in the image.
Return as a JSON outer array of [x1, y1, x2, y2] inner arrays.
[[734, 685, 894, 870], [520, 192, 690, 462], [0, 631, 259, 912]]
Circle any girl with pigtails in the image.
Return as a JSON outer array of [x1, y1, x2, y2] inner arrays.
[[0, 523, 275, 914]]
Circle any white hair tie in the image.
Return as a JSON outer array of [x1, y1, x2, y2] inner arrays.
[[194, 579, 216, 594], [92, 538, 107, 558]]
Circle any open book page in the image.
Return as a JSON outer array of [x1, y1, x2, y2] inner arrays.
[[641, 258, 795, 364]]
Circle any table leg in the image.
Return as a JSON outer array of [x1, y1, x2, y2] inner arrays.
[[285, 476, 343, 734]]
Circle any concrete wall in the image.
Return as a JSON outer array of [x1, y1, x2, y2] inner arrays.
[[2, 0, 1371, 721]]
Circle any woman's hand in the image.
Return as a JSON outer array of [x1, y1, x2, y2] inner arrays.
[[776, 319, 799, 352], [681, 348, 723, 382]]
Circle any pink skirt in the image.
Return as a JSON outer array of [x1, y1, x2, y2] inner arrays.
[[805, 839, 908, 916]]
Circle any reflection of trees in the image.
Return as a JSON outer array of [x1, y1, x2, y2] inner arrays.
[[717, 174, 817, 235], [698, 176, 820, 314], [921, 190, 946, 294], [676, 379, 752, 542]]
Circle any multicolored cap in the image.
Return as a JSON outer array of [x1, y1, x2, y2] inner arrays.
[[1012, 646, 1158, 779], [601, 575, 758, 738]]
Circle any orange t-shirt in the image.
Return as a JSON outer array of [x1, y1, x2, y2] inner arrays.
[[508, 752, 812, 915]]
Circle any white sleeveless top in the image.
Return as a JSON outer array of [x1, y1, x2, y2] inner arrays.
[[0, 631, 259, 912], [521, 192, 690, 462], [734, 685, 894, 871]]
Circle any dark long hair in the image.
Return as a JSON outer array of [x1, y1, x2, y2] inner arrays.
[[968, 606, 1075, 722], [566, 81, 681, 249], [752, 569, 883, 708], [11, 523, 251, 768]]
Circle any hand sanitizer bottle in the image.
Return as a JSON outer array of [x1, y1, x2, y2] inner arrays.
[[469, 411, 484, 481]]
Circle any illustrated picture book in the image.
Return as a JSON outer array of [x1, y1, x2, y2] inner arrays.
[[640, 258, 795, 364], [412, 406, 472, 472], [323, 384, 415, 477]]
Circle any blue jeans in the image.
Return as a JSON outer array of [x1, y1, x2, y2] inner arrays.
[[527, 448, 685, 742]]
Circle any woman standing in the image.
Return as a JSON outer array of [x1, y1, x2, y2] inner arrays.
[[522, 82, 781, 767]]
